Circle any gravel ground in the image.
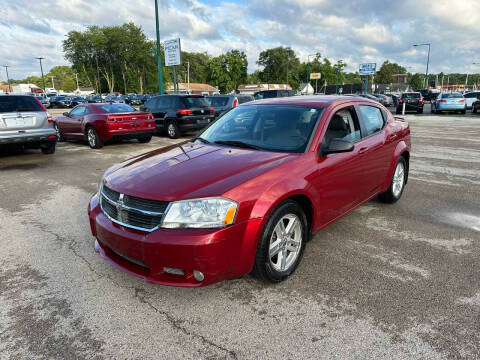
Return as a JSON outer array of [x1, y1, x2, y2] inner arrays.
[[1, 108, 479, 359]]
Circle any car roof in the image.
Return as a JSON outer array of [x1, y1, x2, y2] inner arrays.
[[246, 95, 377, 108]]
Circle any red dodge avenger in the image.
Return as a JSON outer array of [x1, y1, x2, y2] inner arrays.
[[88, 96, 411, 286]]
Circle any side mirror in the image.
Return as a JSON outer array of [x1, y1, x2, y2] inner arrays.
[[63, 112, 70, 117], [321, 138, 354, 155]]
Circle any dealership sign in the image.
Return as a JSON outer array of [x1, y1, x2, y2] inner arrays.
[[310, 73, 321, 80], [359, 63, 376, 75], [164, 38, 181, 66]]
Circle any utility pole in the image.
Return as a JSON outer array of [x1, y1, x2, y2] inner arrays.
[[286, 55, 289, 88], [2, 65, 11, 92], [50, 76, 55, 89], [413, 43, 431, 88], [36, 57, 46, 91], [95, 52, 100, 94], [154, 0, 164, 94], [75, 73, 79, 90]]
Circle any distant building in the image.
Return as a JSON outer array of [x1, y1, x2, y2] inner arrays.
[[237, 84, 292, 95], [11, 83, 43, 93], [392, 74, 408, 83], [166, 83, 219, 95], [74, 87, 95, 95]]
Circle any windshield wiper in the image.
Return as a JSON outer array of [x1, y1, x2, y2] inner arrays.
[[192, 137, 211, 144], [214, 140, 261, 150]]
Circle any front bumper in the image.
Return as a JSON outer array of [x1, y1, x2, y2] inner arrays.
[[88, 193, 263, 286]]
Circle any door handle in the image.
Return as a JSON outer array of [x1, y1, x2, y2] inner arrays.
[[387, 134, 397, 141], [358, 147, 368, 154]]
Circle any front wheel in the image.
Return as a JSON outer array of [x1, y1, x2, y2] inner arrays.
[[379, 157, 407, 204], [252, 200, 307, 283], [86, 127, 103, 149]]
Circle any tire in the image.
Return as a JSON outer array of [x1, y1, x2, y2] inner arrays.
[[461, 110, 466, 114], [417, 108, 423, 114], [379, 157, 407, 204], [138, 135, 152, 143], [473, 106, 477, 113], [431, 105, 436, 114], [86, 127, 103, 149], [252, 200, 307, 283], [41, 143, 56, 155], [166, 121, 180, 139], [396, 108, 401, 115], [54, 123, 65, 142]]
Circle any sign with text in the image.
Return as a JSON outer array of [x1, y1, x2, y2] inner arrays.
[[164, 38, 181, 66], [310, 73, 321, 80], [359, 63, 376, 75]]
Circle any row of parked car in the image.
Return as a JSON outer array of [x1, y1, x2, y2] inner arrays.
[[32, 93, 156, 109]]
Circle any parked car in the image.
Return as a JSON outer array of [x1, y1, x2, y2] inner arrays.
[[0, 95, 57, 154], [372, 94, 392, 106], [50, 95, 72, 108], [418, 89, 439, 102], [253, 90, 294, 100], [54, 103, 155, 149], [88, 95, 411, 286], [472, 99, 480, 113], [140, 94, 215, 139], [88, 95, 103, 103], [206, 94, 254, 118], [431, 92, 466, 114], [34, 94, 51, 108], [463, 91, 480, 110], [396, 92, 424, 114], [357, 93, 380, 102], [70, 96, 88, 107]]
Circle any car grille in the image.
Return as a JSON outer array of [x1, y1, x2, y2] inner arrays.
[[100, 185, 169, 232]]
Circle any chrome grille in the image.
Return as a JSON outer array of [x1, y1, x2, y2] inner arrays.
[[100, 185, 169, 232]]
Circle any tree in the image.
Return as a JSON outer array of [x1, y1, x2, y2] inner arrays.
[[257, 47, 300, 90], [374, 61, 407, 84], [409, 73, 424, 90], [224, 50, 248, 91], [46, 66, 76, 92]]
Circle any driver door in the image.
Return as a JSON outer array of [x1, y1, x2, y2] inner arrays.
[[69, 106, 86, 138], [60, 107, 83, 137]]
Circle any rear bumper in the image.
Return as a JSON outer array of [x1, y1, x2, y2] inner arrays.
[[397, 103, 423, 111], [110, 130, 154, 141], [88, 193, 263, 287], [0, 128, 57, 145], [436, 104, 466, 111]]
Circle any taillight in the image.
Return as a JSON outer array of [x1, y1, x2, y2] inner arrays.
[[209, 107, 214, 114], [384, 97, 388, 101], [439, 100, 446, 103], [107, 115, 116, 121], [232, 98, 238, 108], [398, 98, 403, 103], [47, 113, 54, 123], [459, 99, 466, 103], [148, 114, 154, 120], [418, 98, 423, 103], [177, 109, 193, 116]]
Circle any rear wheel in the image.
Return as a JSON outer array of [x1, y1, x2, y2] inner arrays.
[[86, 127, 103, 149], [473, 105, 478, 113], [40, 143, 56, 155], [138, 135, 152, 143], [167, 121, 180, 139], [379, 157, 407, 204], [252, 200, 307, 283]]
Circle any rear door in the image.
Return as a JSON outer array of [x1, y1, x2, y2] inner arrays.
[[0, 96, 47, 134]]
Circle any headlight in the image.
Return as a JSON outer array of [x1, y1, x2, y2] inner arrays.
[[161, 197, 238, 229]]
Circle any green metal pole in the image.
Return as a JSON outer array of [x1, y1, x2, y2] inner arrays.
[[335, 67, 338, 94], [155, 0, 163, 94]]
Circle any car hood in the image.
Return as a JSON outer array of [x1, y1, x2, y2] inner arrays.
[[104, 142, 297, 201]]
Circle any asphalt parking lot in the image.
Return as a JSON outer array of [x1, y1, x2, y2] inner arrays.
[[1, 106, 479, 359]]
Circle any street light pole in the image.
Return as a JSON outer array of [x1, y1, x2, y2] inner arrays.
[[3, 65, 11, 92], [473, 63, 480, 90], [306, 54, 315, 94], [413, 43, 431, 88], [50, 76, 55, 89], [36, 57, 46, 91], [154, 0, 164, 94]]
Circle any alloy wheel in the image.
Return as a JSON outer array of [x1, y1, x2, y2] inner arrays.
[[87, 128, 96, 147], [269, 214, 302, 272], [392, 162, 405, 197], [168, 124, 176, 138]]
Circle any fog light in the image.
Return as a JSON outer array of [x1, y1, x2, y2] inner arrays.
[[193, 270, 204, 282], [164, 267, 185, 276]]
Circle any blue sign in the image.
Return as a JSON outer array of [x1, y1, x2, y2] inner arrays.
[[359, 63, 376, 75]]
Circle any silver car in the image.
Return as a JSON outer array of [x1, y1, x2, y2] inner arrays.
[[0, 95, 57, 154], [431, 92, 466, 114]]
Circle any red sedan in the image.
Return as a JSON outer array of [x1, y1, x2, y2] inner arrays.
[[55, 103, 155, 149], [88, 96, 411, 286]]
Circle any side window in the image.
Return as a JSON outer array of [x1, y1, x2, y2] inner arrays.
[[357, 105, 384, 137], [70, 107, 84, 116], [323, 107, 361, 146]]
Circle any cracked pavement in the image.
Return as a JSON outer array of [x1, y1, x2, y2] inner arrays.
[[1, 109, 479, 359]]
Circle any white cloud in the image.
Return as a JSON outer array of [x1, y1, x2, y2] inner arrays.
[[1, 0, 479, 80]]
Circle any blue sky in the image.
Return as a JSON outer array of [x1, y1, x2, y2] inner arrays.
[[1, 0, 479, 80]]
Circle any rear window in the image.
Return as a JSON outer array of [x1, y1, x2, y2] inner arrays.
[[402, 93, 420, 99], [442, 93, 463, 98], [181, 96, 210, 108], [97, 104, 135, 113], [208, 97, 229, 107], [0, 96, 44, 113]]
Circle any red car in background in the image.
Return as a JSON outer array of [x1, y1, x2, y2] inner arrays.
[[88, 96, 411, 287], [55, 103, 155, 149]]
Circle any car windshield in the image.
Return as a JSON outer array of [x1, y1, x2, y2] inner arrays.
[[208, 97, 229, 107], [0, 96, 44, 113], [403, 93, 420, 98], [97, 104, 135, 113], [442, 93, 463, 98], [181, 96, 210, 108], [199, 105, 323, 153]]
